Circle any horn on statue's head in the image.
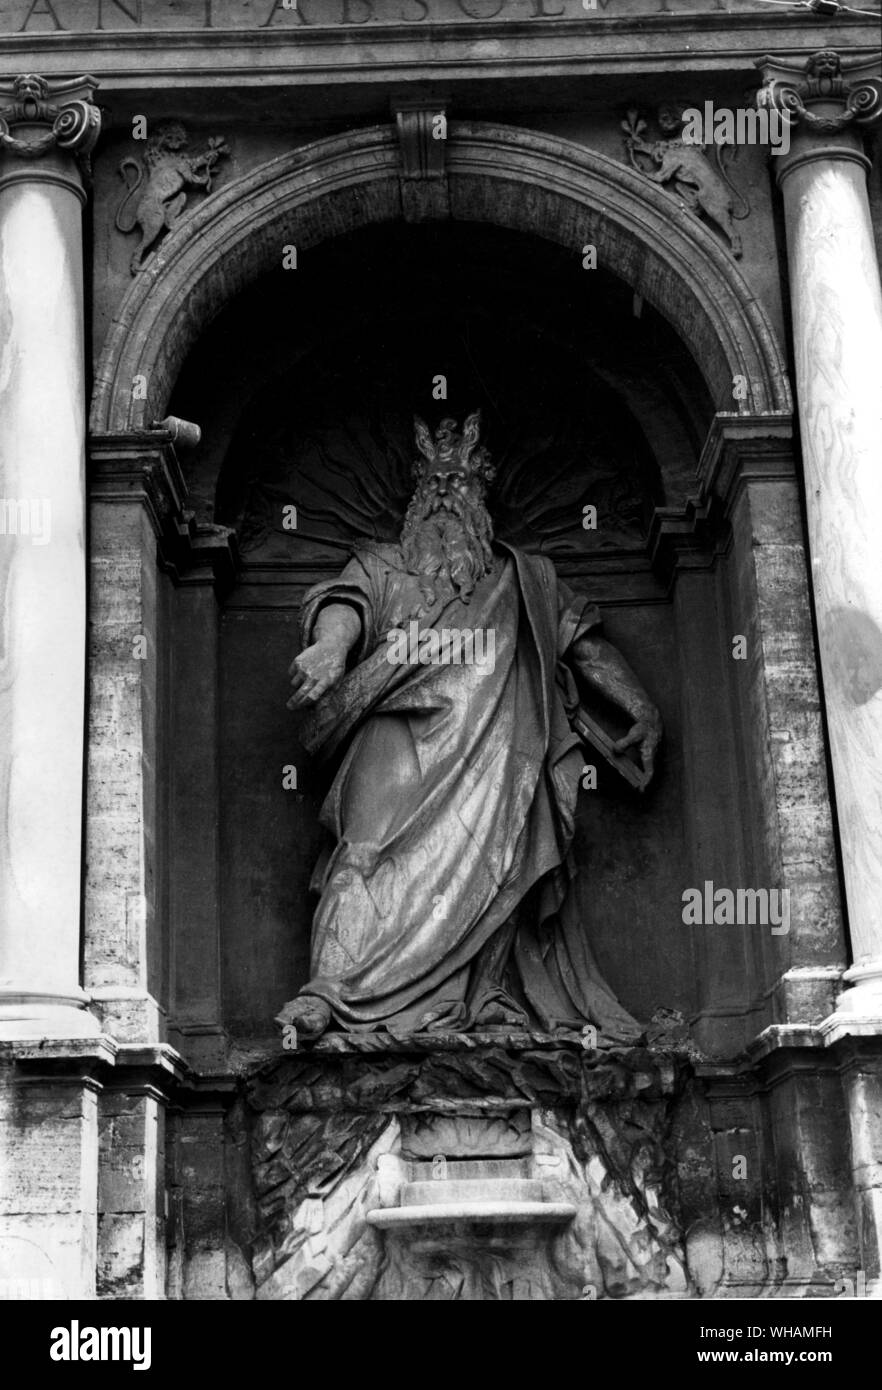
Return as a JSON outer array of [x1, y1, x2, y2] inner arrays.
[[413, 416, 435, 463], [412, 411, 493, 487], [460, 410, 482, 461]]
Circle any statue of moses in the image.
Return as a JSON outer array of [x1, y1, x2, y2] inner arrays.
[[279, 412, 661, 1043]]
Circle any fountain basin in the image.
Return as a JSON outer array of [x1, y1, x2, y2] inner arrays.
[[367, 1200, 576, 1228]]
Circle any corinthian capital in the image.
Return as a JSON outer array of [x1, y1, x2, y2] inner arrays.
[[0, 74, 101, 164], [757, 51, 881, 135]]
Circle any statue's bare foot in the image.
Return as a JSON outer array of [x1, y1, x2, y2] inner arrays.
[[274, 995, 332, 1038]]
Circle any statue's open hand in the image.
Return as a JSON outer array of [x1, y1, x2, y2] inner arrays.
[[287, 641, 347, 709], [613, 709, 662, 781]]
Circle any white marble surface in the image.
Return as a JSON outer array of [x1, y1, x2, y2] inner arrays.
[[783, 148, 882, 1014], [0, 168, 96, 1037]]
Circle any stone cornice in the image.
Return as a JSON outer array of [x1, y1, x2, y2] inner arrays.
[[89, 430, 189, 532], [1, 18, 878, 91], [648, 497, 723, 585], [0, 1035, 189, 1098], [696, 410, 796, 511], [164, 516, 241, 591], [89, 430, 241, 589], [647, 412, 796, 584]]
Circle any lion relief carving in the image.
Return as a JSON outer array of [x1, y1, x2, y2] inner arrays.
[[115, 122, 229, 274], [622, 106, 749, 258]]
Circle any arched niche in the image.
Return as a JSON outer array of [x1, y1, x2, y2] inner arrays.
[[86, 118, 820, 1062], [167, 217, 707, 562]]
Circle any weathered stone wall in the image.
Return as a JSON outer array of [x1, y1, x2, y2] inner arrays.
[[0, 1057, 100, 1300]]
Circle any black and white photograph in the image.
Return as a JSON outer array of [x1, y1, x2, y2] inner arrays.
[[0, 0, 881, 1352]]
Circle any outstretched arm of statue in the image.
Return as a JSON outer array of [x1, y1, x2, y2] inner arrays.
[[569, 632, 663, 781], [287, 602, 363, 709]]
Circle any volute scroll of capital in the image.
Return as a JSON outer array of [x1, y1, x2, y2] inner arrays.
[[114, 121, 230, 275], [0, 73, 101, 166], [621, 104, 750, 259], [757, 50, 882, 135]]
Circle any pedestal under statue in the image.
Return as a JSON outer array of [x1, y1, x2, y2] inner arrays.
[[279, 412, 662, 1042]]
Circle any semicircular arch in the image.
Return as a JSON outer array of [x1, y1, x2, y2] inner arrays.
[[90, 120, 792, 435]]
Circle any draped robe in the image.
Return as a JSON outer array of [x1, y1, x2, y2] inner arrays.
[[296, 539, 642, 1042]]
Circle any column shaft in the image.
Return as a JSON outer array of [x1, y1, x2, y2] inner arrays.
[[759, 51, 882, 1014], [783, 144, 882, 1011], [0, 80, 101, 1038]]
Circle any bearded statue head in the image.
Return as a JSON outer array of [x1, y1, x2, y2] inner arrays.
[[400, 410, 496, 607]]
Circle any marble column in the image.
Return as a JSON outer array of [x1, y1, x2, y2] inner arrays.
[[0, 76, 101, 1038], [758, 52, 882, 1022]]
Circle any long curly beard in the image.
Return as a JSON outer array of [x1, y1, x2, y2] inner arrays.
[[400, 483, 494, 609]]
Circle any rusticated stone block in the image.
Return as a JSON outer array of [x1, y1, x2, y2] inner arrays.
[[0, 1066, 100, 1300]]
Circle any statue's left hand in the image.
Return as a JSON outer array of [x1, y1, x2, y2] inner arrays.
[[613, 708, 663, 782]]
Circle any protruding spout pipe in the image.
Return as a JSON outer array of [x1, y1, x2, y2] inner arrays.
[[153, 416, 202, 449]]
